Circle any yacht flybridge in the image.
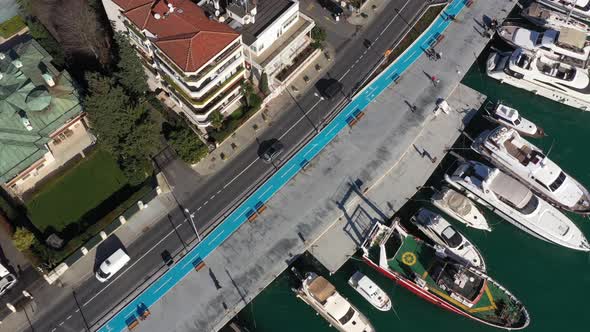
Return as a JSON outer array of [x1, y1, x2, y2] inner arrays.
[[521, 3, 590, 34], [472, 126, 590, 214], [537, 0, 590, 23], [487, 48, 590, 110], [431, 186, 491, 231], [445, 160, 590, 251], [497, 24, 590, 67]]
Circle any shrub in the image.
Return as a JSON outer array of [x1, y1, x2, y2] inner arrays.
[[12, 227, 36, 252]]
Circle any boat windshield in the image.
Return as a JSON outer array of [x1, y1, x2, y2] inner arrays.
[[514, 116, 521, 126], [441, 226, 462, 248], [338, 307, 355, 325], [517, 195, 540, 215], [549, 171, 567, 192]]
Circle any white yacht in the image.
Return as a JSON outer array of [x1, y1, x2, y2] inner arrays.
[[347, 271, 392, 311], [483, 102, 545, 138], [445, 160, 590, 251], [487, 48, 590, 110], [412, 208, 486, 270], [295, 272, 375, 332], [431, 186, 491, 231], [537, 0, 590, 23], [497, 24, 590, 67], [472, 126, 590, 214], [521, 3, 590, 34]]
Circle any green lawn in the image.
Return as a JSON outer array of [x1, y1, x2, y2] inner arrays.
[[26, 150, 128, 232], [0, 15, 26, 39]]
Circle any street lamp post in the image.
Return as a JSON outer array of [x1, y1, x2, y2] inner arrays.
[[184, 208, 202, 242]]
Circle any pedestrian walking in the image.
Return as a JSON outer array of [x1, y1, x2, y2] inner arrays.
[[431, 75, 440, 87]]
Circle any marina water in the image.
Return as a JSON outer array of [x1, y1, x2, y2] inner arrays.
[[234, 48, 590, 331]]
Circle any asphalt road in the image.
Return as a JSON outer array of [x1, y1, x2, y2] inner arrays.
[[22, 1, 433, 331]]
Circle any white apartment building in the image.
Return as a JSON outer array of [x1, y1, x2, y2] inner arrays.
[[201, 0, 316, 95], [101, 0, 246, 130]]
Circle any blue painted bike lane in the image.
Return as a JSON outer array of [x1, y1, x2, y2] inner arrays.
[[98, 1, 468, 330]]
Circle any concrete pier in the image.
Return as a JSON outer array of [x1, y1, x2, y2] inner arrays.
[[136, 1, 514, 331]]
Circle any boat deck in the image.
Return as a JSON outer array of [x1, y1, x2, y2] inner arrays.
[[385, 234, 521, 322]]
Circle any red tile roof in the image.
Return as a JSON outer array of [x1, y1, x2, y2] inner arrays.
[[123, 0, 240, 73], [112, 0, 152, 11]]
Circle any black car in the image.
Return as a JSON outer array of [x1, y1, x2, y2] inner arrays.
[[318, 0, 343, 18], [322, 79, 344, 99], [261, 140, 284, 163], [161, 250, 173, 266]]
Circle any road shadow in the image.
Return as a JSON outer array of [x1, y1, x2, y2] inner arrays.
[[94, 235, 125, 273]]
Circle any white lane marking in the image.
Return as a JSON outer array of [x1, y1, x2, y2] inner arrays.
[[340, 68, 352, 80], [340, 0, 411, 82], [74, 309, 79, 312], [203, 200, 209, 206], [281, 163, 297, 178], [303, 144, 318, 159], [217, 190, 222, 194], [59, 322, 64, 326], [51, 329, 57, 332], [125, 310, 136, 318], [197, 206, 202, 211], [326, 124, 339, 136], [223, 157, 260, 189], [82, 219, 188, 306], [210, 194, 216, 200], [279, 99, 323, 140], [208, 230, 225, 246], [153, 277, 172, 294], [257, 185, 274, 200], [66, 315, 72, 320]]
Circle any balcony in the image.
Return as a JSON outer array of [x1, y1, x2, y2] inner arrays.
[[161, 67, 245, 110]]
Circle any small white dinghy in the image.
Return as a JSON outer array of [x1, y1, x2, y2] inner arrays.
[[431, 186, 491, 231], [483, 102, 545, 138], [412, 208, 486, 271], [347, 271, 392, 312]]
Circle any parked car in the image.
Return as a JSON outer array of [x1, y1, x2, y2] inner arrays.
[[319, 0, 344, 21], [261, 140, 284, 163], [95, 249, 131, 282], [0, 264, 17, 296], [161, 250, 173, 266]]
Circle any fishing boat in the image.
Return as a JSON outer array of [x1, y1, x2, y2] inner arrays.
[[482, 102, 545, 138], [294, 272, 375, 332], [471, 126, 590, 214], [347, 271, 392, 311], [431, 187, 491, 231], [486, 48, 590, 111], [497, 23, 590, 68], [445, 160, 590, 251], [412, 208, 486, 270], [521, 3, 590, 34], [537, 0, 590, 23], [361, 221, 530, 330]]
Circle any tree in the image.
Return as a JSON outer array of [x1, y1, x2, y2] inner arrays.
[[84, 73, 162, 184], [165, 125, 208, 164], [259, 72, 270, 95], [12, 227, 35, 252], [311, 26, 327, 49], [209, 111, 224, 129], [241, 81, 254, 107], [114, 33, 148, 99]]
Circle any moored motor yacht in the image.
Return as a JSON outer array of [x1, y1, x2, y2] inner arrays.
[[294, 272, 375, 332], [412, 208, 486, 270], [486, 48, 590, 110], [471, 126, 590, 214], [497, 24, 590, 68], [537, 0, 590, 23], [483, 102, 545, 138], [445, 160, 590, 251], [431, 186, 491, 231], [347, 271, 392, 311], [521, 3, 590, 34], [361, 221, 530, 330]]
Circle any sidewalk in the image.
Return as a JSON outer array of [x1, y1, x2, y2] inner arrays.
[[347, 0, 391, 26], [56, 192, 177, 288], [192, 46, 336, 175]]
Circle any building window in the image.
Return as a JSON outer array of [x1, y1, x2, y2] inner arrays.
[[36, 163, 45, 171], [282, 13, 298, 31]]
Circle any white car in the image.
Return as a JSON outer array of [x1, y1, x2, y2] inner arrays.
[[96, 249, 131, 282], [0, 264, 17, 296]]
